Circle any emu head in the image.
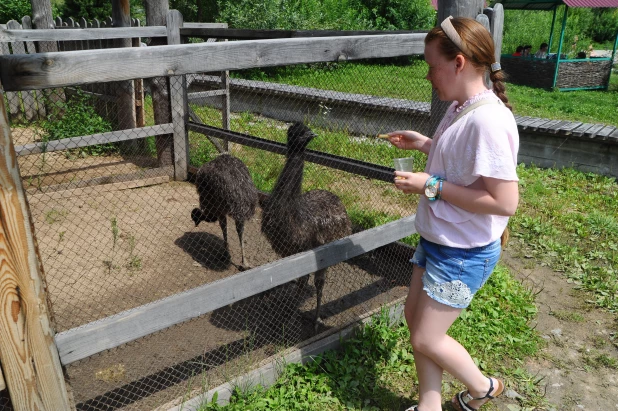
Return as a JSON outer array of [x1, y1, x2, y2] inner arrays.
[[287, 122, 316, 154], [191, 208, 218, 226]]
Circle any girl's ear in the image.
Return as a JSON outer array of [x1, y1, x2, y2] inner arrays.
[[454, 54, 466, 73]]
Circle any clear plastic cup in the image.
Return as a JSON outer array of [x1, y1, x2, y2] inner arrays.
[[393, 157, 414, 175]]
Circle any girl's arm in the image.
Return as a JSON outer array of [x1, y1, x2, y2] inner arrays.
[[393, 173, 519, 216]]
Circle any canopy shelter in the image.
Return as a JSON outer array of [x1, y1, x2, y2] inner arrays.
[[494, 0, 618, 90]]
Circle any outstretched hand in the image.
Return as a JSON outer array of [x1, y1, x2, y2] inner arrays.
[[386, 130, 431, 154]]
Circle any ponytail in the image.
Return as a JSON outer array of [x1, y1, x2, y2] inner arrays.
[[490, 69, 512, 111]]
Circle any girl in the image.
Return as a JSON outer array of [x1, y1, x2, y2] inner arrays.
[[386, 16, 520, 411]]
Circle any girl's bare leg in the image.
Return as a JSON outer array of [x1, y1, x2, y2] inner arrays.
[[409, 288, 495, 409]]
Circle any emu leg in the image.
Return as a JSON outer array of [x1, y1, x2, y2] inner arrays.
[[218, 217, 228, 249], [313, 269, 327, 332], [234, 219, 250, 269]]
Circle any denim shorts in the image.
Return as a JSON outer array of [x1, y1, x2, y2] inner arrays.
[[410, 237, 501, 309]]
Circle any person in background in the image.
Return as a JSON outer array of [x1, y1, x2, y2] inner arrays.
[[534, 42, 548, 59], [512, 45, 523, 56], [522, 45, 532, 57], [385, 15, 519, 411]]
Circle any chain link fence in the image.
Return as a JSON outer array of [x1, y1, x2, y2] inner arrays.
[[3, 33, 434, 409]]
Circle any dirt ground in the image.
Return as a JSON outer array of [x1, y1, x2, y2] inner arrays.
[[497, 251, 618, 411], [26, 176, 412, 411]]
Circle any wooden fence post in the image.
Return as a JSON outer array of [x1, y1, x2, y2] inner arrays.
[[145, 0, 175, 170], [112, 0, 141, 155], [0, 91, 74, 410], [167, 10, 189, 181]]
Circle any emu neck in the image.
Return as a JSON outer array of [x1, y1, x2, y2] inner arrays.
[[271, 152, 305, 202]]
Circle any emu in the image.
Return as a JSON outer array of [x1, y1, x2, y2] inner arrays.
[[191, 153, 258, 270], [261, 122, 352, 331]]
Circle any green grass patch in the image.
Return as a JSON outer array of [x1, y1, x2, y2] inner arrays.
[[510, 164, 618, 312], [197, 265, 543, 410]]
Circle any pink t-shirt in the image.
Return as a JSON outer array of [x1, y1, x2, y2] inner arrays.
[[415, 91, 519, 248]]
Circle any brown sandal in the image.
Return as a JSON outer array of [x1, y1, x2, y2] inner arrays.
[[452, 377, 504, 411]]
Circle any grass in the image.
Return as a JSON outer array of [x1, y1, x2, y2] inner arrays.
[[234, 61, 618, 127], [511, 164, 618, 312], [198, 266, 543, 410]]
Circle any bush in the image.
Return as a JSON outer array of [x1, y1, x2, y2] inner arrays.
[[216, 0, 435, 31], [0, 0, 30, 24], [41, 90, 115, 157]]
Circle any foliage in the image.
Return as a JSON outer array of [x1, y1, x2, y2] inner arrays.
[[40, 90, 115, 156], [0, 0, 30, 24], [56, 0, 145, 21], [216, 0, 434, 30], [501, 6, 617, 56], [350, 0, 436, 31]]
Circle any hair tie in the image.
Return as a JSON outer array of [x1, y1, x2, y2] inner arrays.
[[440, 16, 471, 56], [491, 62, 501, 72]]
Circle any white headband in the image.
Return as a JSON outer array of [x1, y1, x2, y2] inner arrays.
[[440, 16, 471, 56], [441, 16, 502, 73]]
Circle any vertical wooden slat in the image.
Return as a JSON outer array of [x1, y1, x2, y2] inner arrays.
[[145, 0, 174, 168], [0, 90, 74, 410], [167, 10, 188, 180], [21, 16, 45, 120], [112, 0, 138, 157], [0, 30, 22, 123], [7, 20, 36, 122], [132, 19, 146, 128]]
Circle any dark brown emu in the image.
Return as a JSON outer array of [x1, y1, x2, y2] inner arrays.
[[261, 122, 352, 331], [191, 153, 258, 270]]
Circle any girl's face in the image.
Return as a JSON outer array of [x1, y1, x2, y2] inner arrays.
[[424, 40, 457, 102]]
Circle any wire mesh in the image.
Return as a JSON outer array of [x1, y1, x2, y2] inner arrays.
[[4, 51, 434, 410]]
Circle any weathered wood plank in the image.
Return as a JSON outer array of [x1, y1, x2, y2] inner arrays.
[[26, 167, 172, 200], [581, 124, 605, 138], [595, 125, 615, 140], [475, 13, 490, 32], [0, 26, 167, 42], [14, 123, 173, 156], [187, 90, 228, 100], [537, 119, 563, 133], [571, 123, 596, 137], [0, 40, 22, 122], [0, 33, 427, 91], [0, 90, 74, 409], [183, 22, 228, 29], [54, 214, 417, 365], [21, 16, 45, 120], [7, 20, 37, 122], [558, 121, 583, 134], [517, 117, 537, 128], [608, 127, 618, 143], [486, 3, 504, 60], [525, 118, 552, 131], [167, 10, 189, 181], [546, 120, 570, 134]]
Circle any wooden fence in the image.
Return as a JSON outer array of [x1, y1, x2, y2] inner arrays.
[[0, 14, 425, 410]]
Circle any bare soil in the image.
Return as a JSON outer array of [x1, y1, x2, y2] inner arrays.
[[498, 251, 618, 411]]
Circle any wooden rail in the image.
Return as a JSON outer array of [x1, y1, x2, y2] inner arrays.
[[14, 124, 174, 156], [0, 92, 73, 409], [54, 214, 416, 365], [0, 33, 426, 91], [0, 26, 166, 42]]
